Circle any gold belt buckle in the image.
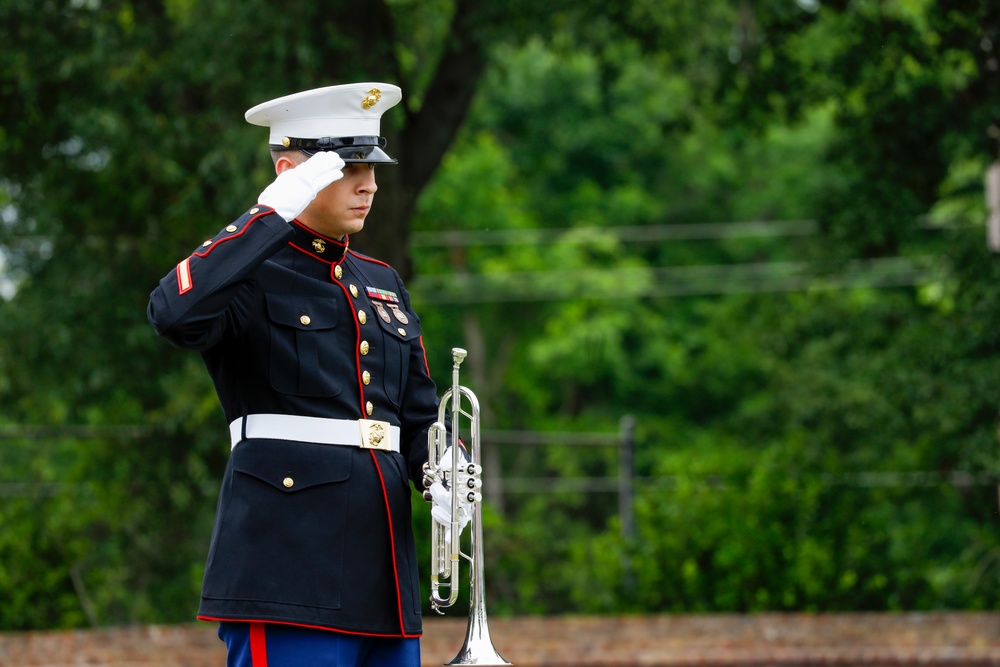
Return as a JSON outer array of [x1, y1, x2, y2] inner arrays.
[[359, 419, 392, 450]]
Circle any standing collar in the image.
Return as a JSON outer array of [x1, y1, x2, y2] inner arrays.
[[288, 219, 349, 263]]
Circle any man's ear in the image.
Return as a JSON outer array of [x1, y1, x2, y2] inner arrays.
[[274, 154, 299, 175]]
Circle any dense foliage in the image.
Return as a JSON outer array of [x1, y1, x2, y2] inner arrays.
[[0, 0, 997, 629]]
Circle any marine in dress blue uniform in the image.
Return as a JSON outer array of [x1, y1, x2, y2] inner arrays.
[[148, 83, 435, 667]]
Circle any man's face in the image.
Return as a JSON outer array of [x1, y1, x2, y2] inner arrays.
[[297, 160, 378, 239]]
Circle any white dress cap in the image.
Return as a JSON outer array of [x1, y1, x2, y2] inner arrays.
[[245, 83, 402, 148]]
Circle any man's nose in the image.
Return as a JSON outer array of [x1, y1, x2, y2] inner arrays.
[[358, 169, 377, 194]]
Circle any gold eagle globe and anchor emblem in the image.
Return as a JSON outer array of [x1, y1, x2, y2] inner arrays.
[[361, 88, 382, 110], [312, 238, 326, 254], [359, 419, 390, 450]]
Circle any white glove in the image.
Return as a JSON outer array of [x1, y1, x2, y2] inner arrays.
[[428, 482, 472, 542], [257, 151, 346, 222]]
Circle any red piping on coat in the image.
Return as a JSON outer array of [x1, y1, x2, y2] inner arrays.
[[368, 449, 408, 636], [328, 275, 367, 417], [347, 249, 390, 267], [418, 336, 431, 376], [197, 616, 421, 639]]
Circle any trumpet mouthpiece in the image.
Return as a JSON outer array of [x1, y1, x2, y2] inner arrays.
[[452, 348, 468, 364]]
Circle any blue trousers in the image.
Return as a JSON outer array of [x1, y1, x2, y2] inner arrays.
[[218, 622, 421, 667]]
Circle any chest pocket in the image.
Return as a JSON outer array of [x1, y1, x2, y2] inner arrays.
[[265, 293, 344, 397], [370, 301, 421, 408]]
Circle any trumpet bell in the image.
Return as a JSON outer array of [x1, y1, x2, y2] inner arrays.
[[445, 600, 511, 666]]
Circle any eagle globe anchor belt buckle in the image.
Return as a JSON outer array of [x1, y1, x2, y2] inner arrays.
[[359, 418, 392, 450], [229, 414, 400, 452]]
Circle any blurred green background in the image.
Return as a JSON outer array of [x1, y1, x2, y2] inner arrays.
[[1, 0, 998, 630]]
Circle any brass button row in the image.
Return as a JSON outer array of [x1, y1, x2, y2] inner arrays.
[[341, 283, 375, 418]]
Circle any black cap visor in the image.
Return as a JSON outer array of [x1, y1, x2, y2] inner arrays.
[[273, 135, 397, 164]]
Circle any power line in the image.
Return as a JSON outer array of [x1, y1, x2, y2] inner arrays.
[[410, 220, 820, 247], [0, 424, 156, 439], [410, 257, 940, 304], [410, 214, 964, 248]]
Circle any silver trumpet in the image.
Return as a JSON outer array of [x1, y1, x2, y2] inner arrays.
[[423, 348, 511, 666]]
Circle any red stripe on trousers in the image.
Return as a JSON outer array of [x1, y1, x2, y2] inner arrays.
[[250, 622, 268, 667]]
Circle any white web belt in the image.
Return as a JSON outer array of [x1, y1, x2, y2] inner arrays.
[[229, 414, 400, 453]]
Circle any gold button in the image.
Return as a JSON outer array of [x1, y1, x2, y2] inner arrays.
[[300, 315, 311, 326], [249, 207, 259, 214], [366, 401, 374, 416], [283, 477, 294, 488], [398, 328, 406, 336], [350, 284, 359, 298], [362, 370, 371, 385], [226, 225, 238, 232], [358, 310, 367, 324], [360, 341, 370, 355], [334, 265, 343, 279]]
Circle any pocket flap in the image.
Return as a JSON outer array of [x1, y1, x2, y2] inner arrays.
[[233, 440, 352, 492], [265, 293, 338, 330]]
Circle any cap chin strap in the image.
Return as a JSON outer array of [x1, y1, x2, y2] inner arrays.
[[271, 135, 386, 151], [271, 136, 396, 163]]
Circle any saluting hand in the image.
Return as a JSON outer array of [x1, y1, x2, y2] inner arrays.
[[258, 151, 346, 222]]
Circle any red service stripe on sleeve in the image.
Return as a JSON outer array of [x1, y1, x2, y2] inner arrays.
[[177, 257, 193, 295]]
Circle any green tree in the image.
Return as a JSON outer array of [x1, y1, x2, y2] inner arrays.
[[2, 0, 1000, 629]]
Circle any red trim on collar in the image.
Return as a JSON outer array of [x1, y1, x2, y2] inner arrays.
[[287, 223, 349, 264], [289, 219, 350, 246], [288, 241, 333, 264]]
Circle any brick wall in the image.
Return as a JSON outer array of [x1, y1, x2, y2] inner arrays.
[[1, 613, 999, 666]]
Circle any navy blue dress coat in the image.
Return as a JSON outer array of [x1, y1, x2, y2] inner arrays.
[[147, 205, 438, 637]]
